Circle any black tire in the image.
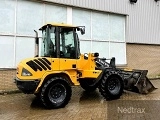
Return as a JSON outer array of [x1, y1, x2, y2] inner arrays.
[[40, 77, 72, 109], [79, 79, 98, 92], [99, 71, 124, 100]]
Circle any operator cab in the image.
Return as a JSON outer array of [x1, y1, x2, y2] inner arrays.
[[39, 23, 85, 59]]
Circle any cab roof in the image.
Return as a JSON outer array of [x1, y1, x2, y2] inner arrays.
[[39, 22, 77, 30]]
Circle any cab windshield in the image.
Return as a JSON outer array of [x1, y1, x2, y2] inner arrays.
[[41, 25, 79, 59]]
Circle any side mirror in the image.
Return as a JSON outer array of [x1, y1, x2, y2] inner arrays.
[[80, 28, 85, 35], [77, 27, 85, 35]]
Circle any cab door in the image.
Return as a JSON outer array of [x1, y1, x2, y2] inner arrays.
[[59, 27, 77, 70]]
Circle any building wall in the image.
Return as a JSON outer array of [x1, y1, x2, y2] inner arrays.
[[43, 0, 160, 44], [126, 43, 160, 77], [0, 0, 127, 68], [0, 0, 160, 91], [0, 69, 17, 92]]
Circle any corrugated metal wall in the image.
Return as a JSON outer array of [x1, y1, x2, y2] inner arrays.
[[43, 0, 160, 44]]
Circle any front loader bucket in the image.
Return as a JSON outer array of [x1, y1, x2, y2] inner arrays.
[[123, 70, 157, 94]]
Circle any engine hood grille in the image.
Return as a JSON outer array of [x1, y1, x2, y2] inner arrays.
[[26, 58, 51, 71]]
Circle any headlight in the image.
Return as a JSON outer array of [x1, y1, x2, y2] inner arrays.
[[21, 68, 32, 76]]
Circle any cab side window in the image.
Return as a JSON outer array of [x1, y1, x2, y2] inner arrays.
[[60, 28, 76, 59]]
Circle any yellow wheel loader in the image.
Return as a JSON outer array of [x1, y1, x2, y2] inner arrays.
[[15, 23, 156, 109]]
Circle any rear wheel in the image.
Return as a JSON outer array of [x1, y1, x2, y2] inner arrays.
[[40, 77, 72, 109], [79, 79, 98, 92], [99, 71, 123, 100]]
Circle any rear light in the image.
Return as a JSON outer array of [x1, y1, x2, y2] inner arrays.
[[16, 67, 19, 74]]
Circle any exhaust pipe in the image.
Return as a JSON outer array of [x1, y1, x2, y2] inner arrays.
[[34, 30, 39, 57]]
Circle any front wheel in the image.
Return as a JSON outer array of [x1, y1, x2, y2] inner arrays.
[[99, 71, 124, 100], [40, 77, 72, 109]]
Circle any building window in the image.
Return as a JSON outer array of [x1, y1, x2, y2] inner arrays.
[[73, 8, 126, 65]]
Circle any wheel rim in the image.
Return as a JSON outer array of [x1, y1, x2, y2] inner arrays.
[[48, 83, 67, 104], [107, 78, 121, 95]]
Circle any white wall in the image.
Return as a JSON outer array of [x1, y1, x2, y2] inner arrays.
[[0, 0, 67, 68], [0, 0, 126, 68]]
